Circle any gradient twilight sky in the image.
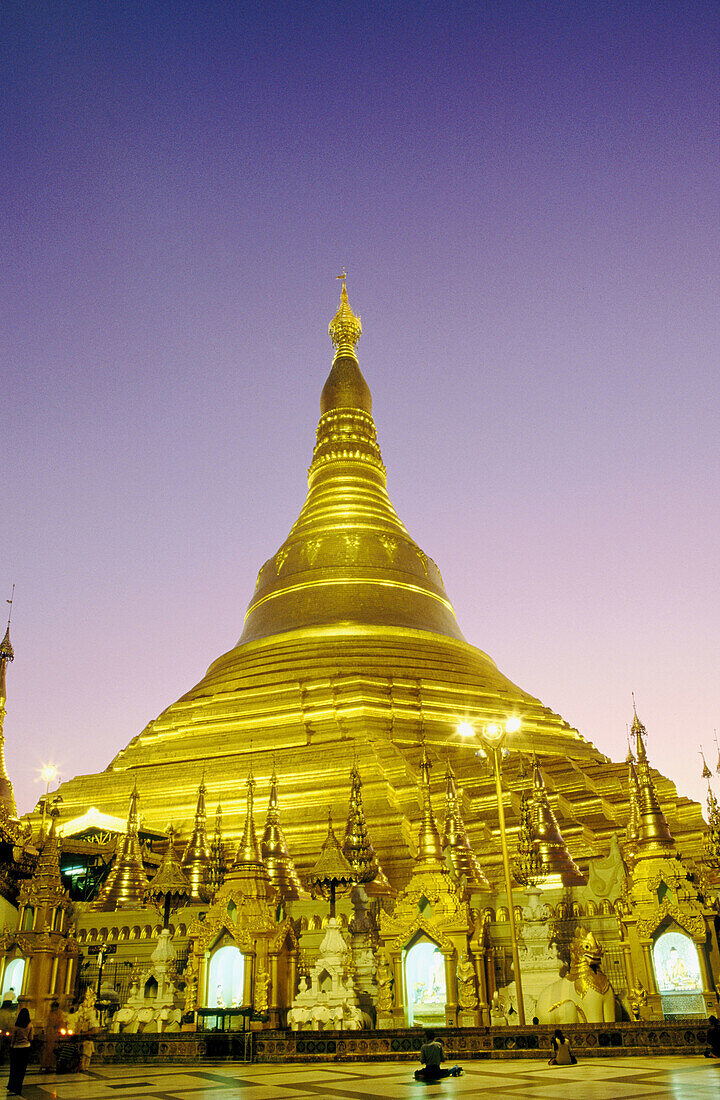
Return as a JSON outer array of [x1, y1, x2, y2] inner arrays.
[[2, 2, 719, 818]]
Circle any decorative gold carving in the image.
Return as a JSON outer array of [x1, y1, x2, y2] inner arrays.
[[457, 952, 478, 1009], [374, 951, 394, 1012]]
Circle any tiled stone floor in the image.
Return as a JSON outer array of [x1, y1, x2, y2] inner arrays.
[[6, 1057, 720, 1100]]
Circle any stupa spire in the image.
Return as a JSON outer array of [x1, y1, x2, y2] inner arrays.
[[235, 766, 263, 868], [328, 269, 362, 364], [208, 802, 225, 895], [33, 806, 64, 896], [531, 762, 585, 886], [93, 784, 148, 910], [236, 280, 463, 647], [181, 778, 211, 901], [261, 766, 304, 899], [416, 744, 444, 867], [0, 586, 18, 818], [342, 761, 389, 888], [623, 748, 641, 867], [442, 760, 490, 889], [631, 707, 675, 853]]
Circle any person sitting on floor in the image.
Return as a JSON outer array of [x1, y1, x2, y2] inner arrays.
[[704, 1015, 720, 1058], [548, 1028, 577, 1066], [414, 1029, 463, 1081]]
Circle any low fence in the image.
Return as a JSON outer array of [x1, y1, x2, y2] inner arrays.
[[93, 1020, 712, 1065]]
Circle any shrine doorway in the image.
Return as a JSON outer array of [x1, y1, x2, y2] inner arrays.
[[207, 944, 245, 1009], [404, 937, 446, 1026], [0, 957, 25, 1002], [653, 928, 704, 1017]]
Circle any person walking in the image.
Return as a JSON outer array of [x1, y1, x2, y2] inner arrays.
[[40, 1001, 64, 1072], [7, 1007, 33, 1095], [548, 1028, 577, 1066], [413, 1029, 463, 1081]]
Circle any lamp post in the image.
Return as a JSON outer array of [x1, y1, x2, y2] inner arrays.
[[459, 717, 526, 1025]]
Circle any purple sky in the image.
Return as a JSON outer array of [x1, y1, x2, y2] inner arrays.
[[2, 2, 719, 819]]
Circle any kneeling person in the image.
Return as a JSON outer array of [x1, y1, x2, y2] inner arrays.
[[414, 1030, 462, 1081]]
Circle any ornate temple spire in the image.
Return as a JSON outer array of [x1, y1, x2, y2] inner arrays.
[[531, 762, 585, 886], [416, 744, 444, 868], [631, 708, 675, 853], [0, 589, 18, 819], [261, 766, 304, 899], [623, 748, 641, 867], [181, 778, 211, 901], [343, 762, 379, 883], [237, 280, 463, 648], [328, 270, 362, 364], [208, 802, 225, 895], [235, 766, 264, 869], [92, 784, 148, 910], [32, 806, 64, 897], [442, 761, 490, 889]]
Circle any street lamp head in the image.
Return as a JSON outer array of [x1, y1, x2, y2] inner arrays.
[[484, 723, 503, 745], [506, 717, 521, 734], [41, 764, 58, 784], [457, 721, 475, 739]]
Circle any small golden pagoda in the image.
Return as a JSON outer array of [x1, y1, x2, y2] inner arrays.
[[92, 786, 148, 911], [617, 711, 719, 1019], [261, 768, 304, 901], [185, 771, 298, 1028], [182, 780, 211, 902], [442, 761, 490, 891], [377, 746, 483, 1027], [530, 762, 586, 887], [0, 809, 78, 1026]]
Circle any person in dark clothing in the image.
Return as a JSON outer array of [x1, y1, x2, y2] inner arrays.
[[548, 1028, 577, 1066], [7, 1007, 33, 1095], [704, 1015, 720, 1057], [414, 1029, 463, 1081]]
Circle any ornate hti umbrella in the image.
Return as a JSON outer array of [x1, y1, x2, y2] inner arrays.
[[145, 826, 191, 929], [306, 811, 356, 919]]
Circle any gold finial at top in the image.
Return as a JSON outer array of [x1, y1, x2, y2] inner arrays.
[[701, 749, 712, 780], [0, 585, 14, 665], [328, 271, 362, 363]]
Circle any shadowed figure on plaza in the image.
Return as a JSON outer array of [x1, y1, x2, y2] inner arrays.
[[413, 1030, 463, 1081]]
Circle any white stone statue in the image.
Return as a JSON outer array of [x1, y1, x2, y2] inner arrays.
[[536, 928, 617, 1025]]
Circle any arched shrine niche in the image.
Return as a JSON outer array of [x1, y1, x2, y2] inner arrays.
[[207, 944, 245, 1009], [404, 937, 446, 1026], [1, 957, 25, 1001], [653, 928, 704, 1017]]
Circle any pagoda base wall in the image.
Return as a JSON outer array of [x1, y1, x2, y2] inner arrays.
[[92, 1022, 713, 1064]]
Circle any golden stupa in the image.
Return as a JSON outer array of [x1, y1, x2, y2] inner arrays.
[[49, 279, 707, 886]]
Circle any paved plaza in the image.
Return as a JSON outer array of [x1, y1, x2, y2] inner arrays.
[[5, 1057, 720, 1100]]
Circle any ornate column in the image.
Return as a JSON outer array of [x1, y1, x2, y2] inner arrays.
[[443, 950, 458, 1026], [390, 951, 405, 1026]]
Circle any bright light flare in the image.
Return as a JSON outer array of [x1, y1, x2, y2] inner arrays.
[[506, 717, 521, 734], [457, 721, 475, 738], [40, 764, 58, 784]]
